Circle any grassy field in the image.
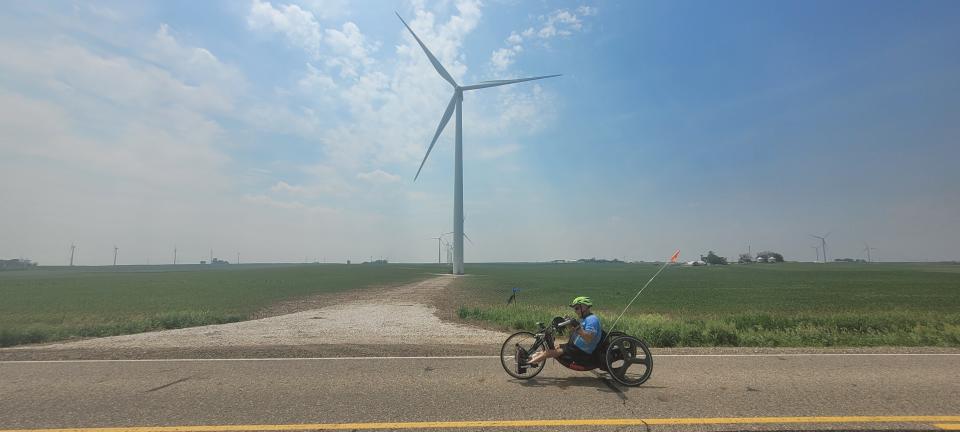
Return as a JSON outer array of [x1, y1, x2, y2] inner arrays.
[[0, 264, 441, 347], [5, 262, 959, 348], [453, 262, 960, 347]]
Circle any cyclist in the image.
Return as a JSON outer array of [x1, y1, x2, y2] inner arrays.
[[527, 296, 601, 366]]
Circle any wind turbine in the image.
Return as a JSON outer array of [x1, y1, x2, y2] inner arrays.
[[398, 12, 559, 275], [863, 243, 877, 263], [431, 236, 442, 264], [113, 245, 118, 267], [811, 245, 820, 263], [446, 241, 453, 267], [810, 233, 830, 263], [441, 231, 473, 246]]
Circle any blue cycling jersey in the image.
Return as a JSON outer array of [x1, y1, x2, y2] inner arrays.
[[572, 314, 601, 354]]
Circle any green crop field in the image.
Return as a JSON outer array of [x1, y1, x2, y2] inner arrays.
[[453, 262, 960, 347], [4, 262, 959, 348], [0, 264, 441, 347]]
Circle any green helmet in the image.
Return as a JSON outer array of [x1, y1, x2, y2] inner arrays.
[[569, 296, 593, 307]]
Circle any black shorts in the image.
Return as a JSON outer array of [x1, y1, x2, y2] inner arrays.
[[560, 343, 593, 365]]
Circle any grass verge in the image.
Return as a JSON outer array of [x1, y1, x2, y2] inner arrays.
[[453, 262, 960, 347]]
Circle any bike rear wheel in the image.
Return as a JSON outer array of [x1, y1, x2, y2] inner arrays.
[[500, 331, 546, 379], [604, 335, 653, 386]]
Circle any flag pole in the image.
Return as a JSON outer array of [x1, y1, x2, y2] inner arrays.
[[607, 250, 679, 335]]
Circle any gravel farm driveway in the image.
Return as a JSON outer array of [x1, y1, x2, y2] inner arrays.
[[2, 275, 510, 359]]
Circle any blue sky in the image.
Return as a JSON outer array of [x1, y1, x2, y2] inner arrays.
[[1, 0, 958, 265]]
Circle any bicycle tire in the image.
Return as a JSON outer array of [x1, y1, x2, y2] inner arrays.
[[604, 335, 653, 386], [500, 331, 546, 379]]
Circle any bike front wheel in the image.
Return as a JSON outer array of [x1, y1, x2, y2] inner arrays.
[[500, 331, 546, 379]]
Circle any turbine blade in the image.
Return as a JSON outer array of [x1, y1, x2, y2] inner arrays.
[[461, 74, 561, 91], [414, 92, 458, 180], [463, 232, 474, 245], [396, 12, 458, 88]]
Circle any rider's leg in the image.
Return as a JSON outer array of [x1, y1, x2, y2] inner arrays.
[[527, 347, 562, 365]]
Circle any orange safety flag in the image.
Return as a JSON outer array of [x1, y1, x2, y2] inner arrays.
[[670, 249, 680, 263]]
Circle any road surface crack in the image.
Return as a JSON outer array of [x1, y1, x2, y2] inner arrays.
[[145, 377, 190, 393]]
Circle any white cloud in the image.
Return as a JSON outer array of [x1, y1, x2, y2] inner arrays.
[[247, 0, 323, 57], [297, 0, 350, 20], [149, 24, 247, 94], [488, 6, 597, 75], [0, 36, 233, 187], [298, 62, 336, 92], [298, 163, 356, 196], [357, 169, 401, 184], [270, 181, 306, 194], [324, 21, 378, 78], [577, 6, 598, 16], [86, 4, 123, 21], [490, 45, 522, 72], [0, 28, 249, 264], [539, 10, 581, 38]]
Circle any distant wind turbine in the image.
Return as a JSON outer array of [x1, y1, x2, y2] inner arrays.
[[810, 233, 830, 263], [441, 231, 473, 245], [398, 12, 559, 275], [442, 240, 453, 267], [113, 245, 119, 267], [811, 245, 820, 263], [863, 243, 877, 263], [431, 236, 442, 264]]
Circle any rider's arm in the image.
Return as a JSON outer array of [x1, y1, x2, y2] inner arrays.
[[575, 326, 596, 343], [575, 316, 599, 343]]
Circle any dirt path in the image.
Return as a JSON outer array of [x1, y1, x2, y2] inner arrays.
[[4, 276, 509, 353]]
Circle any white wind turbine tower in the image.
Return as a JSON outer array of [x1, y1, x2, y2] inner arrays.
[[863, 243, 877, 263], [398, 13, 559, 275], [431, 236, 442, 264], [810, 233, 830, 263]]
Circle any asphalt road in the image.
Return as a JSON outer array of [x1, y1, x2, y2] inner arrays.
[[2, 353, 959, 431]]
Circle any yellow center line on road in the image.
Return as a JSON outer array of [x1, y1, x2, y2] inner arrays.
[[3, 416, 960, 431]]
